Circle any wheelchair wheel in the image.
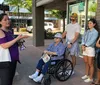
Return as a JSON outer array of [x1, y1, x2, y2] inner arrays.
[[41, 74, 51, 85], [55, 59, 73, 81]]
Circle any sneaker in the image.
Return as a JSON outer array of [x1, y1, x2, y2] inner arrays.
[[33, 75, 43, 83], [84, 78, 93, 83], [29, 74, 38, 79], [81, 75, 89, 80]]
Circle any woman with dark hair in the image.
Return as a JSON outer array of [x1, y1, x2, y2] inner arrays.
[[0, 13, 28, 85], [81, 18, 98, 83]]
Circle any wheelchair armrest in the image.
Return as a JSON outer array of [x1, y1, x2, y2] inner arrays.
[[42, 53, 58, 57], [51, 55, 58, 57], [50, 59, 61, 66]]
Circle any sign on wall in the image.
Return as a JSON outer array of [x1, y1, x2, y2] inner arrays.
[[78, 2, 84, 12]]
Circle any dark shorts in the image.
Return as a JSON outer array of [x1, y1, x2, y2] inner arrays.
[[97, 52, 100, 69]]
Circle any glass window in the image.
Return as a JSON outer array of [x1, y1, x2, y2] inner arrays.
[[68, 0, 97, 34], [49, 24, 52, 26], [88, 0, 97, 19]]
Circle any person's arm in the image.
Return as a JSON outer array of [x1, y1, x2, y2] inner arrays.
[[55, 45, 65, 57], [81, 32, 86, 45], [62, 25, 68, 39], [85, 31, 98, 47], [45, 51, 57, 55], [46, 45, 65, 57], [0, 30, 29, 49], [44, 43, 56, 55], [96, 37, 100, 48], [0, 38, 19, 49], [44, 43, 53, 52], [62, 31, 67, 39], [44, 44, 65, 56]]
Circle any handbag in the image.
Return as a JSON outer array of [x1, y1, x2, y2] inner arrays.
[[0, 46, 11, 62]]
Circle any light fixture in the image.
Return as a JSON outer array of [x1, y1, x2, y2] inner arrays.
[[37, 0, 54, 7]]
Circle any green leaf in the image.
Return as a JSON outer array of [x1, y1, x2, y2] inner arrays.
[[89, 2, 97, 12], [4, 0, 32, 12], [49, 10, 66, 19]]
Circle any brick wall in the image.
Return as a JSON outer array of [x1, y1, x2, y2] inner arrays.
[[96, 0, 100, 32]]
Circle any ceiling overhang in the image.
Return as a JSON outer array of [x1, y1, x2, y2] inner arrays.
[[36, 0, 68, 10]]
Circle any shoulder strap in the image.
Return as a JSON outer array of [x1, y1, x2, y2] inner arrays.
[[0, 29, 6, 33], [0, 29, 7, 38]]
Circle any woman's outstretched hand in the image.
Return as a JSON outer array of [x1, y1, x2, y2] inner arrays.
[[16, 34, 29, 40], [44, 50, 48, 54]]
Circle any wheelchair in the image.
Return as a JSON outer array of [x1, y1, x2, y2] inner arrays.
[[41, 48, 73, 85]]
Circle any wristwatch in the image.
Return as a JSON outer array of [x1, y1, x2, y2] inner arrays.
[[83, 44, 87, 47], [70, 42, 73, 45]]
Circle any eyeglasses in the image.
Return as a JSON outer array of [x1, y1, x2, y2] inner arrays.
[[54, 37, 60, 39], [70, 19, 76, 22]]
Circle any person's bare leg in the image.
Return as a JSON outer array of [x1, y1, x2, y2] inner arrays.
[[71, 55, 76, 68], [95, 69, 100, 84], [88, 57, 94, 79], [83, 56, 89, 76]]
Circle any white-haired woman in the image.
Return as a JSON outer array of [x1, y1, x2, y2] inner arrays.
[[29, 33, 65, 83]]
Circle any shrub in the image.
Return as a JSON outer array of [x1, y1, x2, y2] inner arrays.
[[44, 30, 62, 39]]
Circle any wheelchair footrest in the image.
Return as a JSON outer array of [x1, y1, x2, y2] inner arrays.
[[41, 74, 51, 85]]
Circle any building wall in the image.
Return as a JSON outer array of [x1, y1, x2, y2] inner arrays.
[[96, 0, 100, 32]]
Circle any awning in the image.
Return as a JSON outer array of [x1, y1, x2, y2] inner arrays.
[[9, 6, 30, 13], [37, 0, 54, 7]]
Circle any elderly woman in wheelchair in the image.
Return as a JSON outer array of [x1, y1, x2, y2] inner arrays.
[[29, 33, 65, 83]]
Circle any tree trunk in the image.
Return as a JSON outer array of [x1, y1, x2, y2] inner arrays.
[[63, 17, 65, 32], [62, 11, 66, 32], [17, 5, 20, 32]]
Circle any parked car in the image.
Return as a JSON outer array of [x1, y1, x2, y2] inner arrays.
[[26, 26, 33, 33], [44, 22, 54, 32], [26, 22, 54, 33]]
